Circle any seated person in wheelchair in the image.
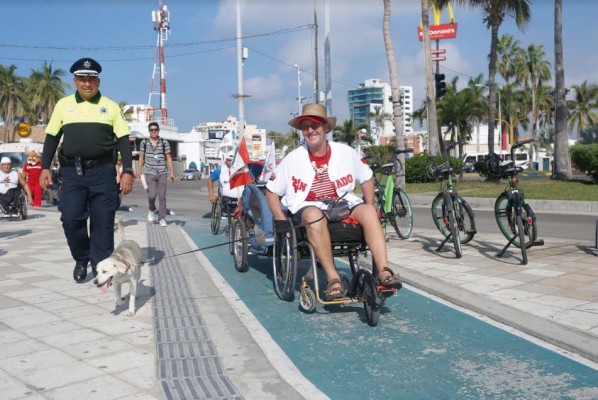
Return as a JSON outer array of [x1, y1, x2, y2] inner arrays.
[[208, 151, 245, 207], [0, 157, 33, 214], [265, 104, 401, 300]]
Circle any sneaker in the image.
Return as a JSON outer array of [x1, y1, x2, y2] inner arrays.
[[159, 219, 167, 227], [148, 211, 155, 222]]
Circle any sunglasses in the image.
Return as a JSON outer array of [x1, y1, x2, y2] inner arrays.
[[149, 128, 159, 132]]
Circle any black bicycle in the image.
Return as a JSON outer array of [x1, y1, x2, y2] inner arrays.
[[427, 142, 476, 258], [487, 139, 543, 265], [366, 149, 414, 239]]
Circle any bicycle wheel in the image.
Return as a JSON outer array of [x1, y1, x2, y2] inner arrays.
[[495, 194, 536, 249], [232, 219, 248, 272], [516, 215, 528, 265], [447, 195, 462, 258], [390, 189, 413, 239], [456, 196, 476, 245], [272, 227, 297, 301], [210, 200, 221, 235], [431, 194, 450, 237]]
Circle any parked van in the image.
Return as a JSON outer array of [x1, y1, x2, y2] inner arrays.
[[462, 150, 530, 171]]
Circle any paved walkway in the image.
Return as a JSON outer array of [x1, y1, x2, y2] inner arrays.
[[0, 205, 596, 399]]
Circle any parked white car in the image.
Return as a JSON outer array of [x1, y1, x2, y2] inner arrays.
[[180, 169, 201, 180]]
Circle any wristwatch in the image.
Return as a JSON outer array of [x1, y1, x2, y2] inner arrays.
[[122, 168, 134, 175]]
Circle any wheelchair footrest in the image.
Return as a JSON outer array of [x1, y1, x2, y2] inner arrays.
[[533, 239, 544, 246]]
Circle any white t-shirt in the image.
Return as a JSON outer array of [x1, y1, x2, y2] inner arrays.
[[0, 170, 19, 194]]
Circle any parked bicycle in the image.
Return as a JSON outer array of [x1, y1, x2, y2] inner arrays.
[[486, 139, 544, 265], [427, 142, 476, 258], [366, 148, 414, 239]]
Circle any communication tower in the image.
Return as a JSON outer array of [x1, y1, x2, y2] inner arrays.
[[149, 1, 170, 124]]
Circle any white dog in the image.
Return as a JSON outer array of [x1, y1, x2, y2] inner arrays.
[[93, 219, 143, 317]]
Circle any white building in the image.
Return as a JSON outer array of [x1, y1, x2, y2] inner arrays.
[[347, 79, 414, 143], [124, 104, 267, 174]]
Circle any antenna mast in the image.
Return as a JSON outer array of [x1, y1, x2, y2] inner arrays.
[[149, 1, 170, 124]]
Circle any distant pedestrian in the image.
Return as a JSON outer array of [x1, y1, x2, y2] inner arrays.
[[138, 122, 175, 227], [39, 57, 134, 283]]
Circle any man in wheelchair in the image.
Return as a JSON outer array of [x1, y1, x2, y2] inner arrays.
[[0, 157, 33, 215], [208, 151, 244, 210], [265, 104, 401, 301]]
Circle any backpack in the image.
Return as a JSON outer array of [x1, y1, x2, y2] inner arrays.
[[142, 138, 167, 159]]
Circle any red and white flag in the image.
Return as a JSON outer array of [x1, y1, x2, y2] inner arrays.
[[229, 136, 253, 189]]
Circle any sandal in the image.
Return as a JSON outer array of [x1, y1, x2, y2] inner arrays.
[[325, 278, 344, 300], [379, 267, 402, 289]]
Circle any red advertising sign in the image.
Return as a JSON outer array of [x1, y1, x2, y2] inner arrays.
[[417, 23, 458, 41]]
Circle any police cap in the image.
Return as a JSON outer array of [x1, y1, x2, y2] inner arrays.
[[70, 57, 102, 76]]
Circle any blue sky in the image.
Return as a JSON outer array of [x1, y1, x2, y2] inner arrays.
[[3, 0, 597, 134]]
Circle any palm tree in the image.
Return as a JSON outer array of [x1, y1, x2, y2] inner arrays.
[[332, 119, 367, 148], [435, 0, 532, 155], [383, 0, 407, 189], [496, 34, 523, 84], [520, 44, 551, 140], [29, 61, 69, 125], [552, 0, 572, 179], [567, 81, 598, 136], [421, 0, 441, 157], [0, 64, 27, 142], [366, 105, 392, 144]]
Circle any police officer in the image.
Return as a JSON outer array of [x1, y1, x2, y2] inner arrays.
[[39, 57, 134, 283]]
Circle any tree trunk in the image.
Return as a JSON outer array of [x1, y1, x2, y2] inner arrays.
[[421, 0, 440, 156], [487, 23, 500, 156], [383, 0, 406, 189], [553, 0, 572, 179]]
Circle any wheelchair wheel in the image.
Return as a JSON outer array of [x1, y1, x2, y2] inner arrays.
[[360, 271, 380, 327], [210, 200, 221, 235], [232, 219, 248, 272], [299, 287, 317, 313], [17, 190, 27, 221], [272, 227, 297, 302]]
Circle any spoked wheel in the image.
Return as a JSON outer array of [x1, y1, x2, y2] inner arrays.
[[516, 215, 528, 265], [455, 196, 476, 245], [17, 191, 27, 221], [210, 200, 221, 235], [272, 226, 297, 301], [431, 194, 450, 237], [358, 271, 380, 327], [299, 287, 317, 313], [232, 219, 248, 272], [495, 194, 536, 249], [447, 198, 462, 258], [390, 189, 413, 239]]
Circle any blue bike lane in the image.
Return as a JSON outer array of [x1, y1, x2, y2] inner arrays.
[[183, 220, 598, 399]]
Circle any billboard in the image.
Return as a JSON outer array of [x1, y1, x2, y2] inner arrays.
[[417, 23, 458, 41]]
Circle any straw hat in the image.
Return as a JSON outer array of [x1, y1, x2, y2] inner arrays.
[[288, 103, 336, 132]]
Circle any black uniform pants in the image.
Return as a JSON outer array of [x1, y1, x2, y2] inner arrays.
[[58, 162, 119, 268], [0, 188, 19, 214]]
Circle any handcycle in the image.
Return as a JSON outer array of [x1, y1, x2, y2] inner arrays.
[[486, 139, 544, 265], [230, 165, 275, 272], [1, 187, 28, 221], [427, 142, 476, 258], [366, 148, 414, 240], [272, 213, 398, 327]]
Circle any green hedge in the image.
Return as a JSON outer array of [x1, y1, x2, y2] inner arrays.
[[570, 144, 598, 182], [362, 146, 463, 183]]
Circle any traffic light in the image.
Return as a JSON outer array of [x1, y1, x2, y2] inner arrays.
[[435, 73, 446, 99]]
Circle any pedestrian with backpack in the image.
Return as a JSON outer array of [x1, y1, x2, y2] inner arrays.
[[138, 122, 175, 227]]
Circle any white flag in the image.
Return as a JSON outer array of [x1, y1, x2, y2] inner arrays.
[[259, 143, 276, 181], [219, 131, 233, 148]]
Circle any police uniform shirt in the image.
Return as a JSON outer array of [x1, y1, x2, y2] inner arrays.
[[45, 91, 129, 161]]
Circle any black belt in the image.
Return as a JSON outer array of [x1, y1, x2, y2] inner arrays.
[[62, 158, 112, 169]]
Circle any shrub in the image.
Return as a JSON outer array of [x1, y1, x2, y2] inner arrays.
[[570, 144, 598, 182], [404, 153, 464, 183]]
